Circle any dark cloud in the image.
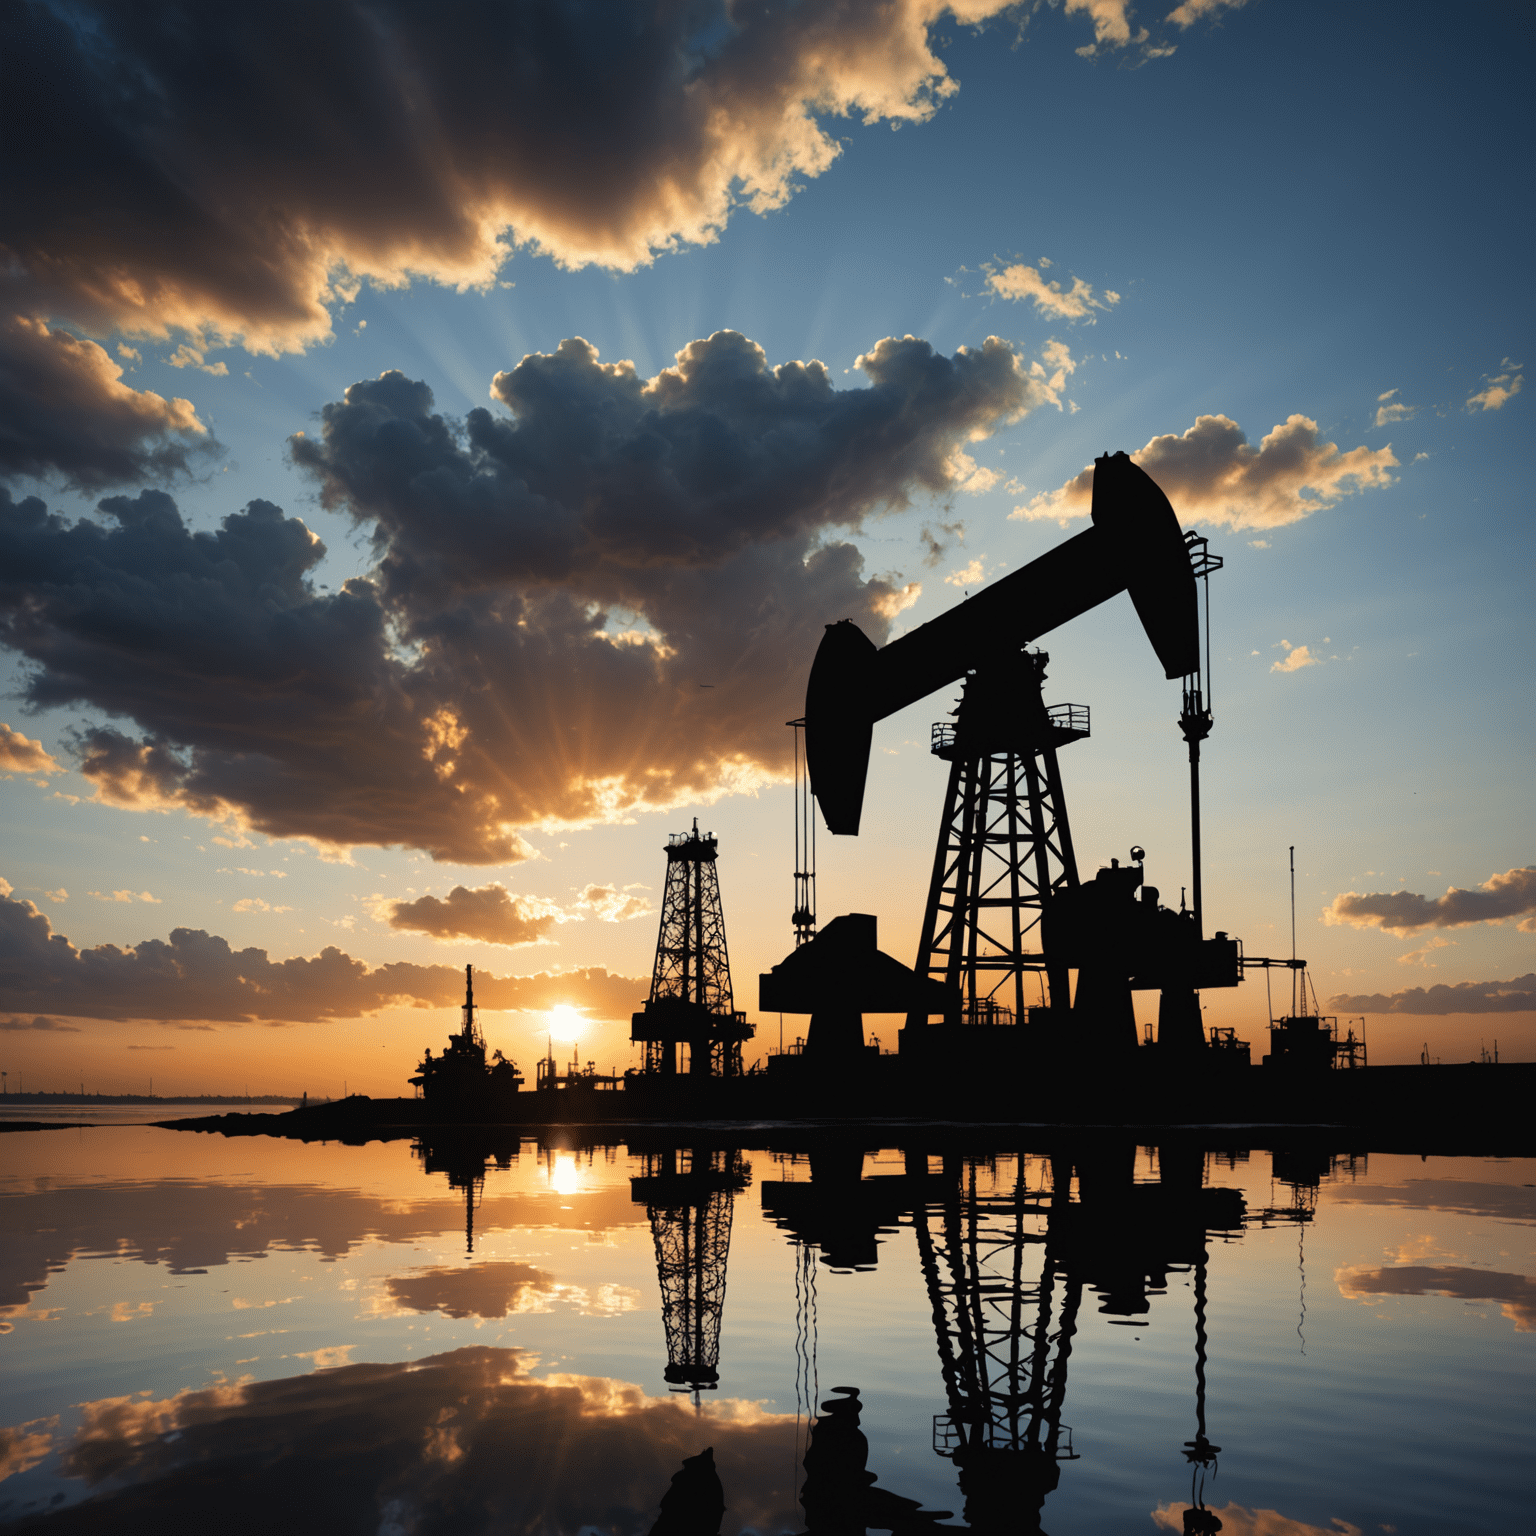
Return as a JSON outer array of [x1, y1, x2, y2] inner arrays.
[[1325, 867, 1536, 935], [295, 332, 1036, 597], [20, 1347, 801, 1535], [1328, 1179, 1536, 1225], [1, 331, 1036, 854], [1325, 973, 1536, 1015], [387, 885, 561, 947], [1336, 1264, 1536, 1332], [3, 1, 1013, 356], [0, 890, 644, 1023], [0, 315, 214, 488], [381, 1261, 559, 1321], [0, 1014, 79, 1032]]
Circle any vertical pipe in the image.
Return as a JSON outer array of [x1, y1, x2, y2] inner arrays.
[[1190, 734, 1204, 940]]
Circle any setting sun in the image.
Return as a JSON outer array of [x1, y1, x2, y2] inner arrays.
[[546, 1005, 585, 1042]]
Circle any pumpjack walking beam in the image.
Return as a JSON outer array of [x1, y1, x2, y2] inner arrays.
[[804, 453, 1202, 839]]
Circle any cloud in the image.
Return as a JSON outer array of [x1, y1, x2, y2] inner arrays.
[[1397, 935, 1454, 967], [918, 519, 965, 567], [1153, 1504, 1360, 1536], [0, 1417, 56, 1482], [2, 1175, 648, 1313], [944, 556, 988, 588], [382, 1261, 560, 1320], [0, 1015, 81, 1033], [1165, 0, 1249, 28], [231, 897, 293, 915], [1, 330, 1045, 858], [43, 1347, 804, 1532], [1271, 641, 1317, 674], [982, 262, 1120, 320], [1324, 867, 1536, 934], [1066, 0, 1147, 54], [1373, 387, 1415, 427], [1335, 1264, 1536, 1332], [0, 315, 214, 489], [386, 884, 563, 947], [126, 1044, 174, 1051], [1325, 973, 1536, 1016], [1016, 413, 1397, 529], [1467, 361, 1523, 412], [0, 722, 62, 775], [573, 885, 654, 924], [0, 889, 644, 1023], [378, 1261, 637, 1321], [4, 1, 1022, 364]]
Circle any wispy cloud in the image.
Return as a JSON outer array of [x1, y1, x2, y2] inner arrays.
[[1468, 359, 1523, 412], [1373, 387, 1415, 427], [981, 261, 1119, 322]]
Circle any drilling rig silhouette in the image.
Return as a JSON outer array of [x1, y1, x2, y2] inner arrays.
[[631, 821, 754, 1081]]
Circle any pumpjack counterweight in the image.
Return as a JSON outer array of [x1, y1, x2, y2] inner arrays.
[[914, 650, 1085, 1026], [632, 820, 754, 1076]]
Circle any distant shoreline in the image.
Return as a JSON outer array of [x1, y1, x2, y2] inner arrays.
[[0, 1092, 304, 1106]]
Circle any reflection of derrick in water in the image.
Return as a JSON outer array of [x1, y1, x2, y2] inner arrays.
[[633, 1147, 749, 1396], [412, 1133, 520, 1254], [914, 1153, 1081, 1535]]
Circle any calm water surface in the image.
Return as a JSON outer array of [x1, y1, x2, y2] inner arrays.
[[0, 1124, 1530, 1534]]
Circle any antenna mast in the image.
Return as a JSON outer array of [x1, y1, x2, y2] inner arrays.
[[1289, 847, 1298, 1017]]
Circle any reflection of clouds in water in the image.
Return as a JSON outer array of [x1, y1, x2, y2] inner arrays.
[[1329, 1180, 1536, 1225], [29, 1347, 799, 1534], [377, 1261, 641, 1322], [0, 1418, 56, 1482], [1335, 1263, 1536, 1332], [0, 1303, 63, 1333], [292, 1345, 354, 1370], [1154, 1504, 1362, 1535], [0, 1179, 645, 1310]]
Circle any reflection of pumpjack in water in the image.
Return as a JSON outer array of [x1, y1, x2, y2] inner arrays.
[[633, 1147, 750, 1397], [914, 1154, 1081, 1534], [800, 1386, 954, 1533], [913, 1145, 1245, 1533], [1176, 1237, 1223, 1535]]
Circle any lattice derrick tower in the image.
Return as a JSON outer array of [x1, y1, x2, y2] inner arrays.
[[632, 1147, 750, 1395], [914, 650, 1085, 1025], [913, 1154, 1082, 1528], [632, 820, 753, 1075], [652, 821, 734, 1015]]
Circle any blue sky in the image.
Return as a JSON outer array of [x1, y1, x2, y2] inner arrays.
[[1, 0, 1530, 1092]]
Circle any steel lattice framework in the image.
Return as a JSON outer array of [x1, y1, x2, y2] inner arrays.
[[632, 1148, 748, 1394], [633, 820, 752, 1074], [915, 651, 1085, 1023], [913, 1155, 1081, 1531], [650, 821, 735, 1015]]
